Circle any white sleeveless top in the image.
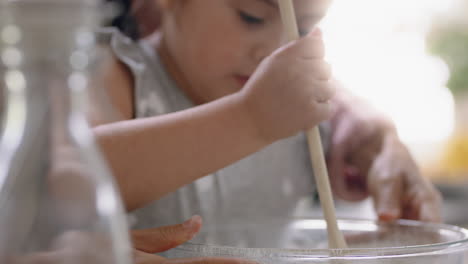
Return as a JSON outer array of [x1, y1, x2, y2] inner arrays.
[[104, 28, 326, 228]]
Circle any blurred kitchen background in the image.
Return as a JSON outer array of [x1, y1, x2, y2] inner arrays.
[[314, 0, 468, 226]]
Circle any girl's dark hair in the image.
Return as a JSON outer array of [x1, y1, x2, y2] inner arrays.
[[106, 0, 139, 40]]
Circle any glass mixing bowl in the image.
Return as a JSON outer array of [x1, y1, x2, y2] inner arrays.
[[164, 218, 468, 264]]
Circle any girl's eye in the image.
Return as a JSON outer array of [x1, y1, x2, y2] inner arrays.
[[299, 28, 309, 37], [238, 11, 265, 25]]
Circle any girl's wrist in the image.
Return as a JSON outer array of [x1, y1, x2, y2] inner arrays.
[[228, 92, 274, 147]]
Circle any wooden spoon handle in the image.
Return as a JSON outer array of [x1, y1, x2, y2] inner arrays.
[[278, 0, 348, 249]]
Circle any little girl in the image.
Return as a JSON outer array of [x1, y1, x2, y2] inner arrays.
[[95, 0, 441, 229]]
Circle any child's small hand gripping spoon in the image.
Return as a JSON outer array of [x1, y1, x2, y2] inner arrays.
[[278, 0, 348, 249]]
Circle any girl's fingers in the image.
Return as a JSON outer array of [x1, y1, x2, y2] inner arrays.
[[132, 215, 202, 253]]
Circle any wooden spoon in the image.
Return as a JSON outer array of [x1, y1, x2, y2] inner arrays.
[[278, 0, 348, 249]]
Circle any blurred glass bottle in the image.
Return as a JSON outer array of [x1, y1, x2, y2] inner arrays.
[[0, 0, 132, 263]]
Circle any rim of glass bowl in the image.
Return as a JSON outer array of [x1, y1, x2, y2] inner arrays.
[[174, 218, 468, 260]]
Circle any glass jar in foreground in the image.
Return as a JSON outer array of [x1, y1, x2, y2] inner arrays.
[[165, 218, 468, 264], [0, 0, 132, 263]]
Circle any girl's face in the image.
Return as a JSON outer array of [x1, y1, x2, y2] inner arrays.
[[159, 0, 331, 104]]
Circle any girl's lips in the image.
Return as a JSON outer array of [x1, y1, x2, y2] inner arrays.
[[235, 75, 251, 86]]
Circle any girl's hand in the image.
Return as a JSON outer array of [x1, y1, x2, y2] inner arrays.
[[133, 216, 256, 264], [241, 28, 335, 143], [327, 88, 442, 222], [11, 216, 255, 264], [367, 135, 442, 222]]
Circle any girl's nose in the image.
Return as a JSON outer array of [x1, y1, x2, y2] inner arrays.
[[251, 26, 288, 65]]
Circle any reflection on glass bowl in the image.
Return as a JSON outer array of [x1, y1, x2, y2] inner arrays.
[[165, 218, 468, 264]]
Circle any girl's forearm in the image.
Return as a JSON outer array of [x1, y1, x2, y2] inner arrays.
[[94, 93, 268, 211]]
